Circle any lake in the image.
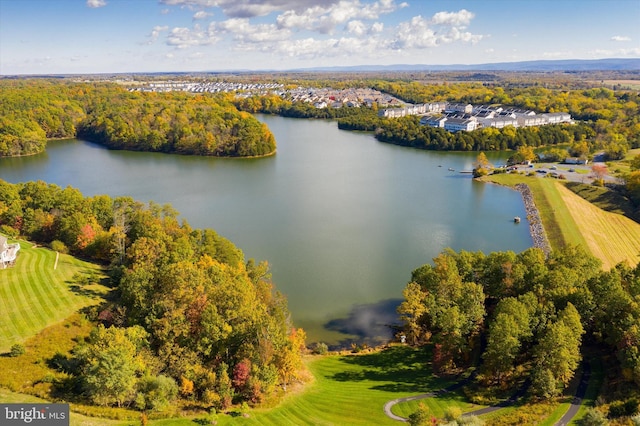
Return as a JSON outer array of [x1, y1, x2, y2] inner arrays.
[[0, 115, 533, 345]]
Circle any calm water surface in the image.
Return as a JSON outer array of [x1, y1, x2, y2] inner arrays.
[[0, 115, 532, 345]]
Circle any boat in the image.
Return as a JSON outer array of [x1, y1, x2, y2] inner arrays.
[[514, 216, 521, 223], [448, 167, 455, 171]]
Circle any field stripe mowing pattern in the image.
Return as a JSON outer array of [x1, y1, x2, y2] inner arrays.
[[0, 239, 106, 352], [556, 184, 640, 269]]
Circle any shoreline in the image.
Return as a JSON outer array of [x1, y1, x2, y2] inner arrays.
[[514, 183, 552, 255], [1, 137, 277, 160]]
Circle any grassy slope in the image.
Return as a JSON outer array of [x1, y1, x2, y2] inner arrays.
[[0, 237, 109, 352], [556, 183, 640, 269], [484, 174, 640, 268]]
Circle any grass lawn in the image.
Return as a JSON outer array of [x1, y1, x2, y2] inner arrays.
[[0, 237, 109, 352], [209, 345, 459, 425], [390, 388, 482, 420], [556, 184, 640, 269]]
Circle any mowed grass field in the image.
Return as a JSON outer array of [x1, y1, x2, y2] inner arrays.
[[208, 346, 467, 426], [0, 237, 109, 352], [556, 184, 640, 269]]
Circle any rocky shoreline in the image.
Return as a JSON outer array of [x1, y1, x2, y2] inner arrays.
[[515, 183, 551, 256]]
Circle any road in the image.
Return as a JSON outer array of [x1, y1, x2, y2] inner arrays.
[[554, 362, 591, 426]]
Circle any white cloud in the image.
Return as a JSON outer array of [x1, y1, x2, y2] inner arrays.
[[346, 20, 366, 36], [160, 0, 337, 18], [193, 11, 212, 20], [148, 25, 169, 44], [157, 3, 483, 63], [86, 0, 107, 8], [213, 18, 291, 44], [431, 9, 474, 26], [167, 25, 218, 48], [276, 0, 404, 34], [391, 13, 482, 50], [611, 35, 631, 42]]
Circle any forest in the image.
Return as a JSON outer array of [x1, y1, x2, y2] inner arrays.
[[398, 247, 640, 418], [0, 80, 276, 157], [0, 179, 305, 410]]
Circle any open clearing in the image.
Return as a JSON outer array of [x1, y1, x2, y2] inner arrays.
[[556, 184, 640, 269], [0, 238, 109, 352]]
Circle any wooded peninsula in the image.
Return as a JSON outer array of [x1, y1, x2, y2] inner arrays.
[[0, 81, 276, 157]]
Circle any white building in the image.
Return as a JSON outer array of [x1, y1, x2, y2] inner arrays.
[[0, 236, 20, 269], [444, 117, 478, 132]]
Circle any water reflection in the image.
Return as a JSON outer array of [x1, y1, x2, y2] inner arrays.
[[324, 298, 404, 349]]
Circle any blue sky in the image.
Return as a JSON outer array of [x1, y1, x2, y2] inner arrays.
[[1, 0, 639, 74]]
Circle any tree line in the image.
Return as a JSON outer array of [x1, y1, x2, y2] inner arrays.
[[398, 247, 640, 403], [0, 179, 305, 411], [0, 81, 276, 157]]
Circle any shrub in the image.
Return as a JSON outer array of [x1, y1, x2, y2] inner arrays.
[[9, 343, 26, 357], [444, 406, 463, 422], [458, 415, 485, 425], [51, 240, 68, 254], [312, 342, 328, 355], [581, 407, 608, 425], [408, 403, 432, 426], [608, 398, 640, 418], [0, 225, 19, 237]]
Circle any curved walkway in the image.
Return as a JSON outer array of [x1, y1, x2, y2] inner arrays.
[[383, 378, 529, 422], [554, 362, 591, 426], [383, 377, 473, 422], [384, 362, 591, 424]]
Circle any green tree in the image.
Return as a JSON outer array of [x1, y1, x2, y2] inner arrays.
[[76, 325, 149, 407], [135, 374, 178, 411]]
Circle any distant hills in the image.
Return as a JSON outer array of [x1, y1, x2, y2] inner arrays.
[[297, 58, 640, 72]]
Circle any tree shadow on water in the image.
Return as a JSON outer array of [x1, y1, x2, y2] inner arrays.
[[324, 298, 403, 349]]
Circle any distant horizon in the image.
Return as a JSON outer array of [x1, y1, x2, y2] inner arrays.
[[1, 0, 639, 75], [2, 57, 639, 77]]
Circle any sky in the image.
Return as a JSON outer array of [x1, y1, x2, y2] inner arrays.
[[1, 0, 639, 75]]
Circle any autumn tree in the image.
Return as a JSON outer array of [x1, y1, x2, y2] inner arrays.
[[473, 152, 492, 177]]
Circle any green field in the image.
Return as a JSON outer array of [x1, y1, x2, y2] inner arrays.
[[0, 237, 109, 352], [210, 346, 467, 425]]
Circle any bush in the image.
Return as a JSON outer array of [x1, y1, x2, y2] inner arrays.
[[50, 240, 68, 254], [444, 406, 463, 422], [408, 403, 432, 426], [607, 398, 640, 418], [312, 342, 328, 355], [458, 415, 485, 425], [581, 407, 608, 425], [0, 225, 19, 237], [9, 343, 26, 357]]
